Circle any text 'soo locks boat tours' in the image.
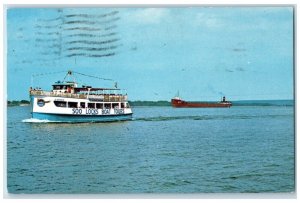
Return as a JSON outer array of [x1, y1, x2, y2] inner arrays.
[[29, 70, 133, 122], [171, 96, 232, 108]]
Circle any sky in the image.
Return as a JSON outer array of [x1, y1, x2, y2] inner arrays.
[[6, 6, 294, 101]]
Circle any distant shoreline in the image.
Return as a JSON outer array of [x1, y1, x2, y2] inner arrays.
[[7, 99, 294, 107], [7, 100, 30, 107], [128, 100, 294, 107]]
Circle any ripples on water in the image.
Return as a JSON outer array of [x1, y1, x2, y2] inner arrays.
[[7, 106, 295, 193]]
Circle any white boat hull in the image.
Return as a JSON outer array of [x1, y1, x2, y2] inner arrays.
[[30, 96, 133, 122]]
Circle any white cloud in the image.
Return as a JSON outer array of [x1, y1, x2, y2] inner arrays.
[[127, 8, 170, 24], [195, 12, 223, 28]]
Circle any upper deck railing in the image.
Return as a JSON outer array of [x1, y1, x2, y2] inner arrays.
[[30, 90, 128, 102]]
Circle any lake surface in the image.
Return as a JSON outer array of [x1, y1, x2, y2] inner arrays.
[[6, 105, 295, 193]]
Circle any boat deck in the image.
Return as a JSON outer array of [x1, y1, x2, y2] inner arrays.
[[30, 90, 128, 102]]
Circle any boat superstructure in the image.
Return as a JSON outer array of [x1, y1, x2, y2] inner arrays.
[[29, 70, 133, 122]]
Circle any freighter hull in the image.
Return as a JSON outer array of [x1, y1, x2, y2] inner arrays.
[[171, 98, 232, 108]]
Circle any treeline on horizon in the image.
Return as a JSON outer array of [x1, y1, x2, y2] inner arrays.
[[7, 100, 30, 106], [7, 99, 294, 107]]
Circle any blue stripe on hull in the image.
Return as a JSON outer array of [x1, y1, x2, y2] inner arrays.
[[32, 112, 133, 123]]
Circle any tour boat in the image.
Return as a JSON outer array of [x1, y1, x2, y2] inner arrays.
[[29, 70, 133, 122], [171, 96, 232, 108]]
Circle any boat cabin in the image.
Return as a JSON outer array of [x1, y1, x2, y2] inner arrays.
[[52, 81, 77, 94]]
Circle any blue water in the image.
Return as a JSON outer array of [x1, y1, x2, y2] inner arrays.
[[7, 105, 295, 193]]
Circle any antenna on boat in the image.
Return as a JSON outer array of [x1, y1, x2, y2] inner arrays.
[[71, 70, 118, 89], [31, 75, 34, 88], [62, 70, 74, 83], [72, 71, 113, 82]]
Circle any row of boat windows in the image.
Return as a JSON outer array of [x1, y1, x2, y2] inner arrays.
[[53, 101, 128, 109]]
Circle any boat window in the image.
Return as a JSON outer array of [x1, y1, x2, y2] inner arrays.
[[88, 103, 95, 108], [54, 101, 67, 107], [96, 103, 103, 109], [112, 103, 119, 109], [126, 103, 130, 108], [121, 103, 125, 108], [68, 102, 77, 108], [80, 102, 85, 108], [53, 85, 62, 90], [104, 103, 111, 109]]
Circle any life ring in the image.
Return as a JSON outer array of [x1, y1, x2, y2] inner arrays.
[[37, 99, 45, 107]]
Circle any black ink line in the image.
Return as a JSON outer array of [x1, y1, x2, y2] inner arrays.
[[64, 11, 119, 19]]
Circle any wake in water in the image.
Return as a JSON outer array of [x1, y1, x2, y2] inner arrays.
[[22, 114, 288, 123], [22, 118, 61, 123], [21, 118, 131, 124], [134, 114, 289, 122], [133, 115, 204, 121]]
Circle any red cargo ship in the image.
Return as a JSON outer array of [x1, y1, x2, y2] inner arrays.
[[171, 96, 232, 108]]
